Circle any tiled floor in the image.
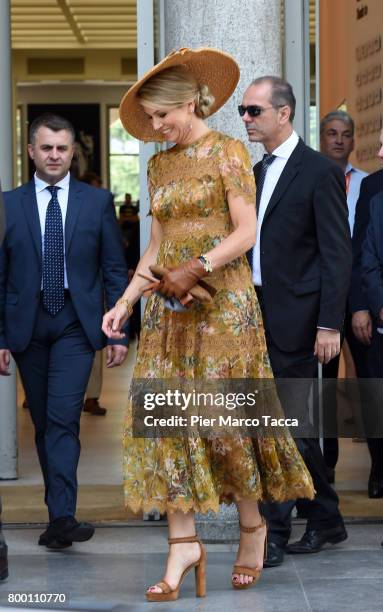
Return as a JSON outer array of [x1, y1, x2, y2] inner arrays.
[[1, 524, 383, 612]]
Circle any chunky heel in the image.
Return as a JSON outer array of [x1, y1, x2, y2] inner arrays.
[[195, 549, 206, 597], [146, 534, 206, 602]]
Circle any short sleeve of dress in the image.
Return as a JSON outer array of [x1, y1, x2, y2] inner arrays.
[[218, 138, 256, 205]]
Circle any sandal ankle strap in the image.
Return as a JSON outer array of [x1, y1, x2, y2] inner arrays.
[[239, 517, 266, 533], [168, 534, 200, 544]]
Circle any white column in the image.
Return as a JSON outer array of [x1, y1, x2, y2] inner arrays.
[[0, 0, 18, 480], [137, 0, 156, 257], [164, 0, 282, 161], [284, 0, 311, 142], [163, 0, 282, 539], [137, 0, 159, 520]]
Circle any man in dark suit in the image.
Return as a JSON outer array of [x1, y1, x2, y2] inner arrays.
[[240, 76, 352, 566], [0, 114, 129, 549], [350, 129, 383, 497], [319, 110, 367, 483], [0, 184, 8, 581]]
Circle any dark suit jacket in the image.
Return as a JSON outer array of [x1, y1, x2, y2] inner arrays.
[[256, 138, 352, 353], [361, 190, 383, 319], [0, 177, 129, 352], [350, 169, 383, 312]]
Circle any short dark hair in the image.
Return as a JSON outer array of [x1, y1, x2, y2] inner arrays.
[[320, 110, 355, 137], [29, 113, 75, 144], [251, 76, 296, 122]]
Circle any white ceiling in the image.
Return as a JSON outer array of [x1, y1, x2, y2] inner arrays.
[[11, 0, 137, 50], [11, 1, 316, 52]]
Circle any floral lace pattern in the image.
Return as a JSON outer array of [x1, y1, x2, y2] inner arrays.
[[123, 131, 314, 514]]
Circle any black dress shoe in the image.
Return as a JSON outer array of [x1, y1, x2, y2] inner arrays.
[[45, 517, 95, 549], [84, 398, 107, 416], [368, 477, 383, 499], [263, 541, 284, 567], [286, 524, 347, 554], [38, 524, 72, 549], [0, 532, 8, 581]]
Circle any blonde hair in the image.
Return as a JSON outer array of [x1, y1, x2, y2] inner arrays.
[[137, 66, 215, 118]]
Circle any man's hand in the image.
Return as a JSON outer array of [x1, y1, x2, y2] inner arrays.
[[352, 310, 372, 345], [0, 349, 11, 376], [314, 329, 340, 364], [106, 344, 128, 368]]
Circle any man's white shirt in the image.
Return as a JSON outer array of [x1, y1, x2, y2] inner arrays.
[[345, 162, 368, 236], [252, 130, 299, 286], [34, 171, 70, 289]]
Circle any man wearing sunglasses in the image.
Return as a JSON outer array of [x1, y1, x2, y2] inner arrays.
[[240, 77, 352, 567]]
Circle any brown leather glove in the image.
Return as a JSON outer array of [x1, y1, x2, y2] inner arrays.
[[149, 265, 216, 303], [156, 258, 208, 300]]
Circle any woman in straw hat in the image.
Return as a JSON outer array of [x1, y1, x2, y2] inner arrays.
[[102, 47, 314, 602]]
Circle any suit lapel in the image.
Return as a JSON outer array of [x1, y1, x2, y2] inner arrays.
[[65, 178, 83, 254], [21, 180, 42, 262], [259, 138, 306, 223]]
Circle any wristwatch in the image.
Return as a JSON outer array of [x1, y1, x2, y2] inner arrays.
[[198, 254, 213, 274]]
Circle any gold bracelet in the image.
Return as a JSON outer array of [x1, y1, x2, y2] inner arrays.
[[115, 297, 133, 317]]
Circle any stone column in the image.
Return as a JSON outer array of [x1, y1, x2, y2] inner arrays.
[[163, 0, 282, 541], [164, 0, 282, 161], [0, 0, 18, 481]]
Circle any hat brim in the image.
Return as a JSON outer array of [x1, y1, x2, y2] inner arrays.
[[119, 47, 240, 142]]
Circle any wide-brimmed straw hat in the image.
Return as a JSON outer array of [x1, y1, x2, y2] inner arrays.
[[119, 47, 240, 142]]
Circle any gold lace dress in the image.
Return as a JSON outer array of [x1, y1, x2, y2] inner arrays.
[[123, 130, 314, 514]]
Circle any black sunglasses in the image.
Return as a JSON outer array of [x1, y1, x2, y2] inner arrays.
[[238, 105, 277, 117]]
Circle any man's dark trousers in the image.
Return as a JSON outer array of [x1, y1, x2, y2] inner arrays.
[[257, 288, 344, 547], [14, 293, 94, 521], [353, 326, 383, 479]]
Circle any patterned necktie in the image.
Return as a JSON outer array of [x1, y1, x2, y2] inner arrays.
[[247, 153, 276, 272], [42, 185, 65, 316]]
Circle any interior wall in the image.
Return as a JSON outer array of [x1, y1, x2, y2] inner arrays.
[[13, 50, 136, 83], [319, 0, 349, 115], [320, 0, 383, 173], [16, 83, 129, 186], [13, 47, 136, 187]]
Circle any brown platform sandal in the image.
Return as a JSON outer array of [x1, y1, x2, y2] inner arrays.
[[146, 534, 206, 602], [232, 518, 267, 590]]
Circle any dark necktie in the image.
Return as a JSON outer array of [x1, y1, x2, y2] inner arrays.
[[247, 153, 276, 272], [42, 185, 65, 316], [256, 153, 276, 215]]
